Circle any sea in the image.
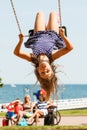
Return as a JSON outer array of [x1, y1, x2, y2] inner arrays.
[[0, 84, 87, 104]]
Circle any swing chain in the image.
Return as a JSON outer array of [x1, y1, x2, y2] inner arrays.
[[58, 0, 62, 27], [10, 0, 22, 34]]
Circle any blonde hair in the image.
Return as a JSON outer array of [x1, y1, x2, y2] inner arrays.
[[35, 64, 58, 100], [31, 55, 58, 100], [23, 95, 31, 104]]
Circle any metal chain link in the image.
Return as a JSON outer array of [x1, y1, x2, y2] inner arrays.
[[10, 0, 22, 33], [58, 0, 62, 27]]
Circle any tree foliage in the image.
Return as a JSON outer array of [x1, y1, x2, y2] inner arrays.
[[0, 77, 4, 88]]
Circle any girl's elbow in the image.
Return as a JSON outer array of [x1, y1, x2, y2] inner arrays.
[[14, 50, 19, 56], [66, 45, 74, 53], [68, 44, 74, 51], [14, 50, 17, 55], [70, 45, 74, 51]]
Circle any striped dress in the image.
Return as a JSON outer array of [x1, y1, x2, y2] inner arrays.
[[37, 101, 48, 116]]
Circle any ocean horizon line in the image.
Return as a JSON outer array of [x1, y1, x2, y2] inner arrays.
[[4, 83, 87, 85]]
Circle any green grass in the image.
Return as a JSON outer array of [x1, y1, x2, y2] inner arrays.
[[0, 126, 87, 130], [60, 108, 87, 116], [1, 108, 87, 118], [0, 112, 6, 117]]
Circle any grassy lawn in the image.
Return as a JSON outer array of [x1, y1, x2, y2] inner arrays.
[[1, 108, 87, 118], [0, 112, 6, 118], [0, 126, 87, 130], [60, 108, 87, 116]]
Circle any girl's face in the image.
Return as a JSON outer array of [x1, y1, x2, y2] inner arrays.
[[39, 94, 44, 101], [25, 96, 30, 102], [37, 61, 53, 79]]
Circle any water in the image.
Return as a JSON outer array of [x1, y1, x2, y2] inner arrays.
[[0, 84, 87, 104]]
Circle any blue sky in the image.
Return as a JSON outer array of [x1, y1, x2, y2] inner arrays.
[[0, 0, 87, 84]]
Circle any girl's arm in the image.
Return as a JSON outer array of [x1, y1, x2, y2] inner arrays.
[[14, 34, 32, 62], [52, 28, 74, 60]]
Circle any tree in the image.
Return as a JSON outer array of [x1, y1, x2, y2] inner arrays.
[[0, 78, 4, 88]]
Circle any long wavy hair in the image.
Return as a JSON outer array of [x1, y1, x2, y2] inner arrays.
[[31, 54, 58, 100]]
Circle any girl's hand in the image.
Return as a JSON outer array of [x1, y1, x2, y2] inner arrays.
[[59, 28, 65, 38], [19, 33, 24, 41]]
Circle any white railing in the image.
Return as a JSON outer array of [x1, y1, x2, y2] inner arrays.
[[1, 98, 87, 112], [54, 98, 87, 110]]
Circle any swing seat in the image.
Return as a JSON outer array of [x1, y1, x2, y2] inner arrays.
[[59, 26, 67, 36], [28, 26, 67, 37], [28, 29, 34, 36]]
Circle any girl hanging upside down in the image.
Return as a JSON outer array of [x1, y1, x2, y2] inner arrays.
[[13, 11, 74, 100]]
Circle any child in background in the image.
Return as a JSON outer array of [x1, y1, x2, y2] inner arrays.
[[31, 89, 48, 125], [6, 98, 23, 125], [16, 95, 34, 125]]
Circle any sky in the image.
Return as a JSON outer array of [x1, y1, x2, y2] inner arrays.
[[0, 0, 87, 85]]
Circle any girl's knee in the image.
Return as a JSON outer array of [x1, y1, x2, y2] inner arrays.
[[36, 12, 44, 17], [36, 113, 39, 118], [49, 11, 57, 17]]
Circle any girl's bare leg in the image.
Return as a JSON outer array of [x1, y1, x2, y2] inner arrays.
[[35, 113, 40, 125], [34, 12, 46, 33], [16, 111, 23, 124], [35, 111, 44, 125], [46, 11, 59, 34]]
